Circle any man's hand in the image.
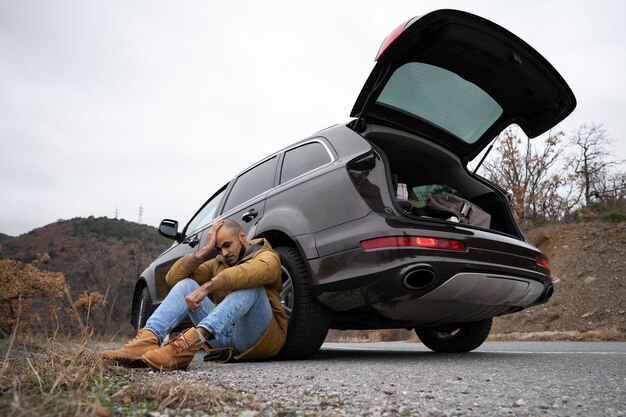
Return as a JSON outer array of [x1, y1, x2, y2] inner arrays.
[[193, 220, 224, 262], [206, 220, 224, 249], [185, 281, 214, 311]]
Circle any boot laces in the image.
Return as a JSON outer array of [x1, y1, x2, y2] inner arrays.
[[169, 332, 194, 353], [125, 330, 144, 346]]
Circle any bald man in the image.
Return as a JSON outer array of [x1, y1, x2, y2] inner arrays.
[[102, 220, 288, 370]]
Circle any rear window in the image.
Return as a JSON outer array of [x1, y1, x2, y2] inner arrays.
[[280, 142, 331, 184], [376, 62, 502, 144]]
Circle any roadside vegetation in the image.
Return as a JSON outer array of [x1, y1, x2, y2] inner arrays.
[[480, 123, 624, 226], [0, 308, 241, 417], [0, 218, 170, 337], [0, 249, 242, 416]]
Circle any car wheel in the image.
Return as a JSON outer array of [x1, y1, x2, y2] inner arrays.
[[134, 286, 153, 333], [276, 246, 330, 359], [415, 318, 492, 353]]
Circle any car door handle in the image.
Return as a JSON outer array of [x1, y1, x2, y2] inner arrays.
[[184, 235, 200, 248], [241, 209, 258, 223]]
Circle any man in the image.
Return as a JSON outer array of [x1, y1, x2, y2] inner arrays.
[[102, 219, 288, 371]]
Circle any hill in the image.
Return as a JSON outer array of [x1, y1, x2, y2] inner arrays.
[[0, 216, 171, 335], [0, 232, 12, 243], [491, 220, 626, 338]]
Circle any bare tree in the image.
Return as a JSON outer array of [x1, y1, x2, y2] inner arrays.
[[482, 127, 580, 225], [589, 169, 626, 213], [569, 123, 624, 208]]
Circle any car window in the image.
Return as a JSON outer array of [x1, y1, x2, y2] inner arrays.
[[376, 62, 503, 144], [280, 141, 332, 184], [185, 186, 227, 235], [222, 156, 278, 213]]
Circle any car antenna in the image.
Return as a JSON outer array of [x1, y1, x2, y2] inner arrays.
[[473, 134, 499, 174]]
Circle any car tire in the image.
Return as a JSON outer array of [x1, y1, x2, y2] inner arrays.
[[415, 318, 492, 353], [133, 286, 153, 333], [276, 246, 330, 359]]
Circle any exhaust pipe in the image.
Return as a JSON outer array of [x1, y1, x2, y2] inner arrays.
[[543, 285, 554, 302], [402, 267, 437, 291]]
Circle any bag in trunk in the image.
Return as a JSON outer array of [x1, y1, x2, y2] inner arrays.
[[426, 193, 491, 228]]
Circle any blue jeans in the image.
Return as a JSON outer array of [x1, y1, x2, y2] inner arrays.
[[145, 278, 272, 354]]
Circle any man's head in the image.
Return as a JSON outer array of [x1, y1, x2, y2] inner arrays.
[[215, 219, 249, 266]]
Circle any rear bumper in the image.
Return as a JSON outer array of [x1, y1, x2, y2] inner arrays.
[[420, 272, 547, 306], [309, 244, 552, 325], [372, 272, 551, 325], [309, 210, 552, 326]]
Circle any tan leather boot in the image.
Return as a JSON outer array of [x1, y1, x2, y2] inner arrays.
[[101, 329, 160, 367], [142, 328, 203, 371]]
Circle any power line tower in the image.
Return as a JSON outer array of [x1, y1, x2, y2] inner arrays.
[[138, 204, 144, 224], [114, 207, 119, 219]]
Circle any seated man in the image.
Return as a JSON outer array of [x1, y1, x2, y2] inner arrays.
[[102, 219, 288, 371]]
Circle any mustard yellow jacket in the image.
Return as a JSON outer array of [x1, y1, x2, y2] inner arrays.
[[165, 238, 287, 361]]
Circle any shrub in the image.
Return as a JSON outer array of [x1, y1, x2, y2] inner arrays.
[[601, 211, 626, 222], [0, 253, 68, 335]]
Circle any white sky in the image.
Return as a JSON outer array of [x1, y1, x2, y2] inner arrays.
[[1, 0, 625, 236]]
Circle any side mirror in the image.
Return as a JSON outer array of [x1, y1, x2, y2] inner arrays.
[[158, 219, 180, 240]]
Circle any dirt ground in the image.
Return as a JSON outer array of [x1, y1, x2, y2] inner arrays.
[[491, 220, 626, 338]]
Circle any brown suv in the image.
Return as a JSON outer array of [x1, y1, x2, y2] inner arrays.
[[131, 9, 576, 359]]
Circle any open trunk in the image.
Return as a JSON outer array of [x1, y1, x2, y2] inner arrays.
[[362, 124, 524, 240], [351, 10, 576, 164]]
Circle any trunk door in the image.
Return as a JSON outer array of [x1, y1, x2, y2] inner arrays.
[[350, 9, 576, 162]]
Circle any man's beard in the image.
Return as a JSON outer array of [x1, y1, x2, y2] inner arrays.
[[229, 245, 246, 266]]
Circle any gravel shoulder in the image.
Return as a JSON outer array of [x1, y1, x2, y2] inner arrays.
[[166, 341, 625, 417]]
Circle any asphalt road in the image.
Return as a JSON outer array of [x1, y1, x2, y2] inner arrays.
[[189, 341, 626, 416]]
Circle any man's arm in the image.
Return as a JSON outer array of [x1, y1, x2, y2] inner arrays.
[[186, 250, 279, 311], [220, 249, 281, 291], [165, 220, 224, 287], [184, 268, 236, 311]]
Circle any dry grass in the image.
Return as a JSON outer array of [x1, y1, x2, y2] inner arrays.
[[327, 327, 625, 344], [326, 329, 419, 343], [0, 325, 241, 416], [489, 326, 625, 342]]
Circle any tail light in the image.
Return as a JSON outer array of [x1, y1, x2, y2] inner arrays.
[[360, 236, 466, 251], [375, 16, 420, 61], [535, 256, 549, 270], [376, 19, 410, 60]]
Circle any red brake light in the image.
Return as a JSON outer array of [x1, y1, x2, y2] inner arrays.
[[360, 236, 466, 251], [536, 256, 549, 270], [375, 19, 410, 61]]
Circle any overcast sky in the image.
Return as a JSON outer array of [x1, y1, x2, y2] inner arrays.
[[1, 0, 625, 236]]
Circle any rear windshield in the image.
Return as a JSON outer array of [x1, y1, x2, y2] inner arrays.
[[376, 62, 502, 144]]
